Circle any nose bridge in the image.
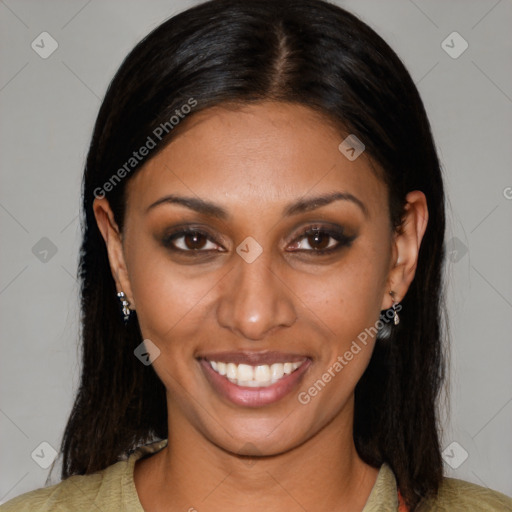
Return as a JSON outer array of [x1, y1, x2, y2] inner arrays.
[[216, 247, 297, 340]]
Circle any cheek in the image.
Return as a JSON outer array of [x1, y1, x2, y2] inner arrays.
[[301, 244, 389, 342], [125, 240, 216, 345], [295, 260, 385, 427], [294, 234, 390, 404]]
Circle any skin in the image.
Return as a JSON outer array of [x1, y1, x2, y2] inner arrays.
[[94, 102, 428, 512]]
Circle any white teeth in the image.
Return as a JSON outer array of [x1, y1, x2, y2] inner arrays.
[[271, 363, 284, 380], [226, 363, 237, 380], [237, 364, 254, 381], [254, 365, 270, 382], [217, 361, 227, 375], [207, 360, 305, 387]]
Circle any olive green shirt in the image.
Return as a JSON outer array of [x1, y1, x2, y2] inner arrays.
[[2, 439, 511, 511]]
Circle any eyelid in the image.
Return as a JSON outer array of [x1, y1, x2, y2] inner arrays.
[[287, 223, 356, 253], [161, 226, 227, 253], [161, 222, 356, 256]]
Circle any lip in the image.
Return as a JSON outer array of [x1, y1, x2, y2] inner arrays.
[[199, 356, 312, 408]]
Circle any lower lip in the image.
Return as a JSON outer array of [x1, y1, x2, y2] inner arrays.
[[199, 359, 312, 408]]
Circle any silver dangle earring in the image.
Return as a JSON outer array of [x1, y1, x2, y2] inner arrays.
[[377, 290, 401, 340], [390, 290, 400, 326], [117, 291, 131, 322]]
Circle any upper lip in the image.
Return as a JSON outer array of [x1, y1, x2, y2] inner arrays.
[[198, 351, 309, 365]]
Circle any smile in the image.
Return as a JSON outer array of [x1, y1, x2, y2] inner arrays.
[[198, 353, 312, 407], [207, 360, 305, 387]]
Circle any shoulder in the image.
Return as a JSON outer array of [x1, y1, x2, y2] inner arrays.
[[0, 462, 126, 512], [0, 439, 167, 511], [419, 477, 512, 511], [0, 472, 106, 511]]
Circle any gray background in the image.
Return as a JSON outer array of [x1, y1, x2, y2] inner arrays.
[[1, 0, 511, 503]]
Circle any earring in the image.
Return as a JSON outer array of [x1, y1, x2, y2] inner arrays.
[[117, 291, 131, 322], [377, 290, 401, 340], [390, 291, 400, 326]]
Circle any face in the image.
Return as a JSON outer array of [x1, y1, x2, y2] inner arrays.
[[94, 101, 427, 457]]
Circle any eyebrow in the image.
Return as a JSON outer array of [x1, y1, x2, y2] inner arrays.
[[146, 191, 368, 219]]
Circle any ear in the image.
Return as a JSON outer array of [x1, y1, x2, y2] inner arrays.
[[93, 197, 136, 310], [381, 190, 428, 309]]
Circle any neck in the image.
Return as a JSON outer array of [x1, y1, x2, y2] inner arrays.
[[135, 398, 379, 511]]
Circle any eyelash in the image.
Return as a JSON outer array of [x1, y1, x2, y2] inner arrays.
[[162, 225, 355, 257], [289, 225, 356, 255]]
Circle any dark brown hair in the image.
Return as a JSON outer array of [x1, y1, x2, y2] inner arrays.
[[57, 0, 446, 508]]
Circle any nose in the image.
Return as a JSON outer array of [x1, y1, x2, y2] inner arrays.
[[216, 251, 297, 341]]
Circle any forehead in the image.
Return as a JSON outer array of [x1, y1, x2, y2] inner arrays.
[[125, 102, 387, 219]]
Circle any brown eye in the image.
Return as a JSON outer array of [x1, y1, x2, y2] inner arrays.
[[162, 228, 222, 253], [183, 232, 208, 250], [288, 225, 356, 255], [306, 231, 331, 251]]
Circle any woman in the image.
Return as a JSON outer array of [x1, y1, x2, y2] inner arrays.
[[2, 0, 511, 510]]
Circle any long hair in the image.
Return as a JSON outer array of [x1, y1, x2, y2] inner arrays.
[[59, 0, 446, 508]]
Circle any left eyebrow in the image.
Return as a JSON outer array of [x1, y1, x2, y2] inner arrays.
[[146, 191, 368, 219], [282, 191, 369, 219]]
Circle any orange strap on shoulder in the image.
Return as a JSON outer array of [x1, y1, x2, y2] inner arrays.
[[397, 489, 409, 511]]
